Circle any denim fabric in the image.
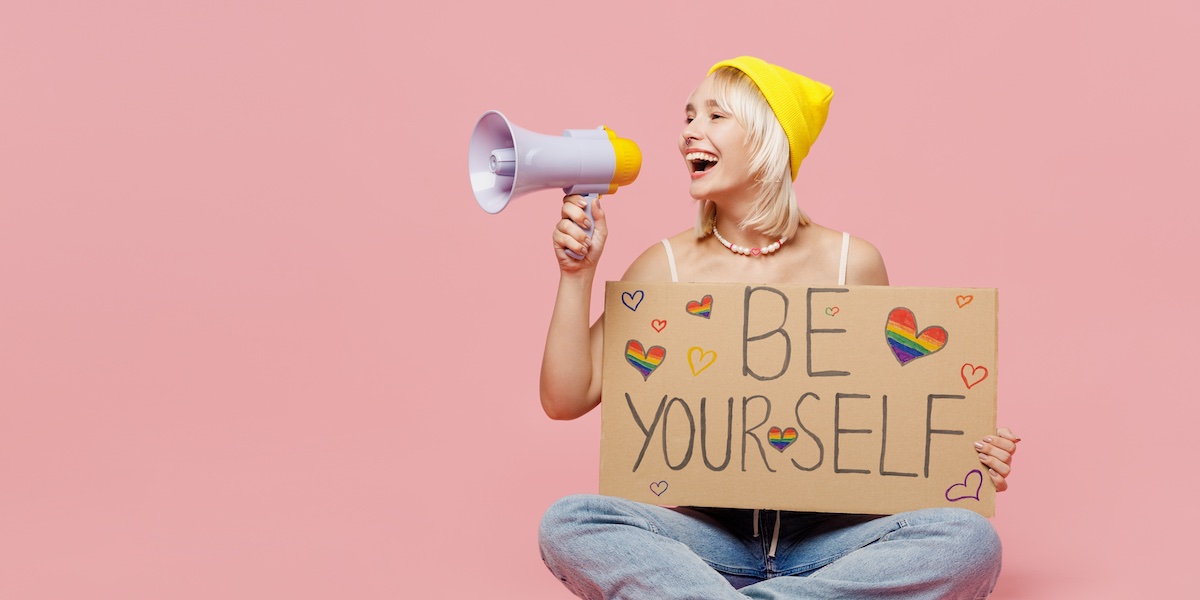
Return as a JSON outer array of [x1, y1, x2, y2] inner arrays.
[[539, 494, 1001, 599]]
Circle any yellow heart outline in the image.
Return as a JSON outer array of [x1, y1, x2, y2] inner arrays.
[[687, 346, 717, 376]]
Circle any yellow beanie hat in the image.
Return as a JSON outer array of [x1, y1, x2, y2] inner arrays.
[[709, 56, 833, 181]]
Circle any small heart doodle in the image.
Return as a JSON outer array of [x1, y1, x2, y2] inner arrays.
[[686, 295, 713, 318], [961, 363, 989, 389], [650, 480, 668, 496], [956, 295, 974, 308], [687, 346, 717, 376], [768, 427, 798, 452], [885, 307, 948, 365], [622, 290, 644, 311], [825, 306, 839, 316], [651, 319, 667, 332], [945, 469, 983, 502], [625, 340, 665, 380]]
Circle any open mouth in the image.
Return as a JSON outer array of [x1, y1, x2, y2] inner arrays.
[[686, 151, 718, 173]]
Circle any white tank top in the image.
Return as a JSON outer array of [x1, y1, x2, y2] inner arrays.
[[661, 231, 851, 284]]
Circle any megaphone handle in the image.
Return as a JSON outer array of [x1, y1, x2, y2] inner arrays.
[[564, 193, 598, 260]]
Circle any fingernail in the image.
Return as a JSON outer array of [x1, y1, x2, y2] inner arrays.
[[978, 453, 988, 460], [983, 436, 993, 443], [989, 469, 998, 477], [583, 218, 591, 228], [973, 442, 984, 450]]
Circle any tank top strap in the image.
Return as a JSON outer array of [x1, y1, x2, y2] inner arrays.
[[661, 239, 679, 283], [838, 231, 851, 286]]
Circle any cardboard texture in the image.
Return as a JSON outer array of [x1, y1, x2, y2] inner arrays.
[[601, 283, 998, 516]]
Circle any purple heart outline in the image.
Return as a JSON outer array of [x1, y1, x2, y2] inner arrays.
[[945, 469, 983, 502], [649, 480, 668, 496], [622, 290, 644, 312]]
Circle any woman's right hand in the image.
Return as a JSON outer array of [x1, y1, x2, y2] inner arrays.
[[553, 194, 608, 273]]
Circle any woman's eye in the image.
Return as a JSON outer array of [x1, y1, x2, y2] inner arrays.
[[685, 117, 694, 124], [711, 113, 724, 120]]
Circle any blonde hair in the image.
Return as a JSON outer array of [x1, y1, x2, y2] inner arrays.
[[694, 66, 810, 239]]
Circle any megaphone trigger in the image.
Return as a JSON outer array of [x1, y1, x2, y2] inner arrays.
[[563, 193, 598, 261]]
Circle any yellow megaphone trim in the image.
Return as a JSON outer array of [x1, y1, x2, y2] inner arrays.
[[603, 126, 642, 194]]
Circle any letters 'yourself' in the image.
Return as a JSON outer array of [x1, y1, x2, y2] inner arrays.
[[600, 283, 998, 516]]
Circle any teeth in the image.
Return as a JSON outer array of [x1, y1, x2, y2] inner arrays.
[[685, 152, 718, 162]]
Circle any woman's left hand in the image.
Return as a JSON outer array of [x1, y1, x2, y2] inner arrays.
[[975, 428, 1020, 492]]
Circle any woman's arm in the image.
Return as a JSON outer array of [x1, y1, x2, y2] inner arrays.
[[539, 199, 672, 420], [540, 274, 607, 420], [540, 195, 608, 420]]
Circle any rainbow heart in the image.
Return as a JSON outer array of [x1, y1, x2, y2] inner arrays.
[[885, 307, 948, 365], [686, 295, 713, 319], [625, 340, 665, 380], [768, 426, 798, 452]]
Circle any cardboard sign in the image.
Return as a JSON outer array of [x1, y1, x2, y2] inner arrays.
[[600, 283, 998, 516]]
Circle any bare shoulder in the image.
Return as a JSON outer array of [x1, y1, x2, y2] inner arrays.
[[620, 232, 689, 282], [845, 234, 889, 285]]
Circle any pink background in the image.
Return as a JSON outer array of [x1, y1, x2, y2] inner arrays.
[[2, 1, 1196, 598]]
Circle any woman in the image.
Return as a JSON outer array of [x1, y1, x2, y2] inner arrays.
[[538, 56, 1018, 599]]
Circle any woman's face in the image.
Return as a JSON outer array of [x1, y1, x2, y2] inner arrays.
[[680, 74, 755, 202]]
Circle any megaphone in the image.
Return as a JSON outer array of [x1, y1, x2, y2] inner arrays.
[[469, 110, 641, 259]]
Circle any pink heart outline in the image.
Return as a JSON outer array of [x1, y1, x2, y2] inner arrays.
[[961, 363, 989, 389], [649, 480, 668, 496], [945, 469, 983, 502]]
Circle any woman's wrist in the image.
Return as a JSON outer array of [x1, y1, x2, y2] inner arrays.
[[559, 267, 597, 287]]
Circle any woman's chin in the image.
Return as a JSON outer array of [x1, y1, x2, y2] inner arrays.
[[689, 183, 728, 203], [688, 177, 717, 198]]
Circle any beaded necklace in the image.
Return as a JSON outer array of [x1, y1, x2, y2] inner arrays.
[[712, 225, 786, 257]]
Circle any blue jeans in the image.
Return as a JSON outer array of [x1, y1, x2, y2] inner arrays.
[[539, 494, 1001, 599]]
